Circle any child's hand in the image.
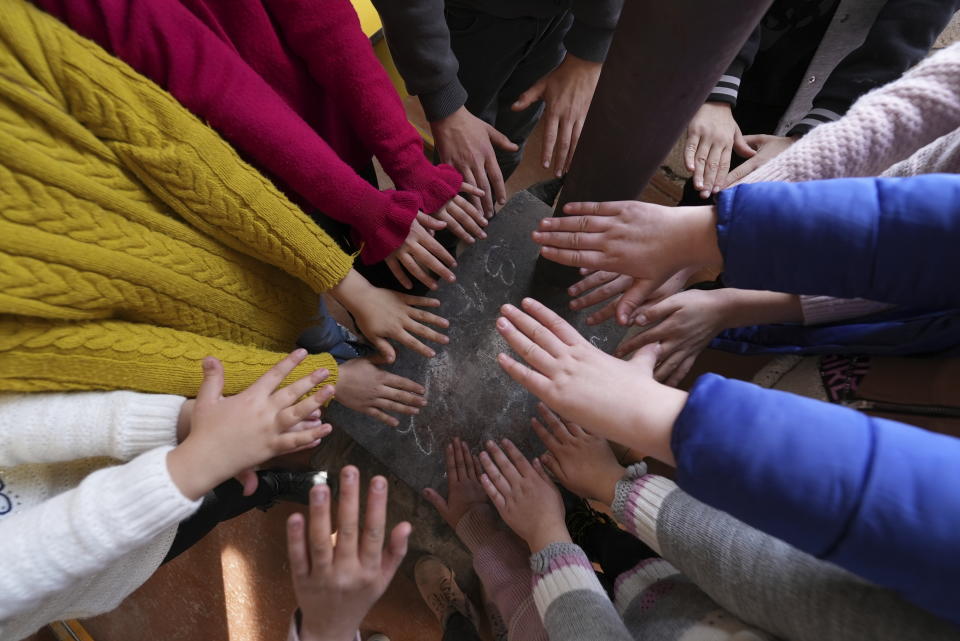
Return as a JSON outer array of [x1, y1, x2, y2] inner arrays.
[[615, 289, 733, 387], [432, 183, 488, 244], [567, 269, 633, 324], [531, 404, 625, 506], [495, 298, 687, 466], [423, 437, 489, 529], [533, 200, 721, 305], [351, 287, 450, 363], [167, 350, 335, 501], [385, 213, 457, 291], [335, 358, 427, 427], [478, 439, 569, 552], [723, 134, 796, 187], [289, 467, 411, 641], [684, 102, 755, 199]]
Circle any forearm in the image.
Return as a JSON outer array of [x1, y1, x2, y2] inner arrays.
[[715, 289, 803, 327], [0, 391, 181, 465]]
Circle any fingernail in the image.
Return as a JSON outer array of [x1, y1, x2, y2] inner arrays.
[[372, 477, 386, 491], [636, 314, 647, 325], [467, 238, 475, 244], [293, 348, 307, 359], [543, 161, 549, 168], [496, 317, 511, 330], [202, 356, 214, 370], [479, 231, 487, 239], [540, 219, 553, 228], [313, 486, 327, 504], [531, 231, 542, 241], [502, 303, 516, 313], [343, 468, 356, 482], [412, 408, 420, 415]]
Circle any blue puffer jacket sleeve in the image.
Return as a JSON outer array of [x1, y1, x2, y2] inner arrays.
[[673, 374, 960, 624], [716, 174, 960, 309]]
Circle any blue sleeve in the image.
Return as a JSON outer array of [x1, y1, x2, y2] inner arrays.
[[715, 175, 960, 309], [672, 374, 960, 625]]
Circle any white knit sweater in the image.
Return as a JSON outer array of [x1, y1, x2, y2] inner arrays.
[[0, 392, 201, 641]]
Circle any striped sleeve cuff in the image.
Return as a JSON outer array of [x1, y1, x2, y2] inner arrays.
[[612, 558, 680, 615], [787, 107, 843, 136], [707, 75, 741, 106], [611, 464, 678, 554], [800, 295, 896, 325], [530, 542, 605, 618]]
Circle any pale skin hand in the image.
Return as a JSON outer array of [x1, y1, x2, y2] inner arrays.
[[478, 438, 570, 553], [431, 106, 519, 216], [569, 267, 697, 326], [432, 183, 489, 244], [385, 212, 458, 291], [335, 358, 427, 428], [512, 53, 602, 177], [330, 269, 450, 362], [723, 134, 798, 187], [290, 467, 411, 641], [423, 437, 490, 529], [616, 289, 803, 387], [685, 101, 755, 199], [532, 403, 625, 506], [494, 298, 687, 465], [533, 200, 723, 305], [166, 350, 335, 501]]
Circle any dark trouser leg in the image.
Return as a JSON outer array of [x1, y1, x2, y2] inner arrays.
[[446, 8, 570, 180], [162, 477, 277, 564], [441, 612, 483, 641], [579, 519, 658, 592]]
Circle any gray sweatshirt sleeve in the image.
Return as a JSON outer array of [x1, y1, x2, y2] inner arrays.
[[565, 0, 624, 62], [371, 0, 467, 122]]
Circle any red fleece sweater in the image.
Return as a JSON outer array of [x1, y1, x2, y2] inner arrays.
[[33, 0, 461, 264]]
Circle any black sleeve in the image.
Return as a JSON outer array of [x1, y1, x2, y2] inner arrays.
[[566, 0, 625, 62], [789, 0, 960, 135], [707, 24, 761, 106]]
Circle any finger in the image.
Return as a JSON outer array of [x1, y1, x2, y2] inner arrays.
[[701, 144, 724, 198], [360, 475, 388, 566], [282, 384, 336, 425], [479, 448, 514, 497], [484, 152, 507, 208], [538, 246, 607, 270], [586, 297, 620, 326], [382, 521, 412, 578], [382, 384, 428, 409], [541, 113, 559, 169], [474, 160, 495, 215], [334, 466, 360, 562], [400, 294, 443, 310], [684, 133, 701, 172], [236, 469, 259, 497], [632, 297, 681, 327], [497, 352, 552, 400], [561, 201, 636, 217], [568, 270, 617, 296], [540, 452, 562, 480], [552, 117, 573, 177], [368, 406, 399, 428], [372, 338, 397, 365], [511, 80, 545, 112], [713, 146, 732, 194], [564, 118, 584, 174], [441, 210, 473, 244], [520, 297, 586, 346], [372, 397, 420, 416], [536, 402, 574, 441], [487, 124, 520, 153], [571, 275, 631, 311], [692, 141, 709, 192], [666, 353, 698, 388], [418, 214, 448, 232], [394, 330, 437, 359], [455, 194, 488, 229], [500, 302, 567, 356], [250, 349, 309, 396], [383, 372, 426, 396], [448, 201, 486, 240], [308, 484, 333, 569], [531, 229, 606, 252], [655, 345, 690, 384], [413, 239, 457, 281], [724, 155, 761, 188], [399, 252, 438, 291], [386, 256, 414, 290], [445, 441, 458, 481], [460, 182, 485, 198], [628, 341, 661, 375], [196, 356, 225, 405], [286, 512, 310, 579], [485, 440, 524, 484], [276, 424, 331, 452], [461, 166, 484, 212], [733, 129, 757, 158], [495, 316, 556, 373], [423, 487, 449, 519], [461, 440, 478, 480], [531, 417, 562, 451], [408, 307, 451, 332], [453, 436, 467, 481], [273, 367, 331, 407], [616, 280, 657, 325], [501, 438, 535, 477], [480, 473, 506, 509]]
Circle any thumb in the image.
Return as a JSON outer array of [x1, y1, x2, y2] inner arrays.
[[628, 341, 661, 374], [373, 338, 396, 365], [723, 155, 761, 188], [236, 469, 259, 496], [418, 212, 447, 231], [512, 79, 545, 112], [422, 487, 449, 518], [616, 280, 654, 325], [196, 356, 224, 404], [732, 129, 756, 158], [632, 297, 677, 327], [486, 124, 520, 152], [382, 521, 412, 577]]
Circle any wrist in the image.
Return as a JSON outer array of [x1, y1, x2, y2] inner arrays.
[[329, 269, 370, 310], [594, 465, 627, 506], [680, 205, 722, 271], [526, 523, 572, 553], [166, 439, 226, 501], [176, 399, 194, 443], [626, 382, 686, 467], [300, 619, 357, 641]]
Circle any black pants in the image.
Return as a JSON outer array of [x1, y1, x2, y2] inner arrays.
[[445, 7, 572, 180], [162, 478, 277, 564]]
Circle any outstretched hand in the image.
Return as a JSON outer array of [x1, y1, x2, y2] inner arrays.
[[289, 467, 411, 641], [494, 298, 686, 465], [478, 438, 569, 552], [423, 437, 489, 529], [335, 358, 427, 428], [433, 183, 489, 244], [684, 101, 755, 199], [533, 200, 721, 305], [385, 213, 458, 291]]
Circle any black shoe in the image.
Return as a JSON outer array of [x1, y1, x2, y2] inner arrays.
[[257, 469, 337, 507]]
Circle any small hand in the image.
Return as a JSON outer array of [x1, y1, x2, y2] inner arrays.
[[512, 53, 601, 176], [335, 358, 427, 427], [432, 183, 488, 244], [385, 213, 457, 291], [684, 102, 755, 199], [478, 438, 569, 552], [289, 467, 411, 641], [432, 106, 519, 216], [723, 134, 797, 187], [494, 298, 687, 465], [614, 266, 698, 327], [423, 437, 489, 529], [567, 270, 634, 324], [533, 200, 721, 305], [167, 350, 335, 501], [532, 403, 625, 506]]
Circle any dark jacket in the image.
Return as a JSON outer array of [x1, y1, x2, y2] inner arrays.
[[372, 0, 622, 121], [675, 174, 960, 624]]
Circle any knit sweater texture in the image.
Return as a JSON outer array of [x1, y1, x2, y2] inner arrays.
[[33, 0, 463, 264], [0, 391, 200, 641], [0, 0, 352, 396]]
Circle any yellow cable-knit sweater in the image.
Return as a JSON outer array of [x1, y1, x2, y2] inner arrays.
[[0, 0, 355, 395]]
